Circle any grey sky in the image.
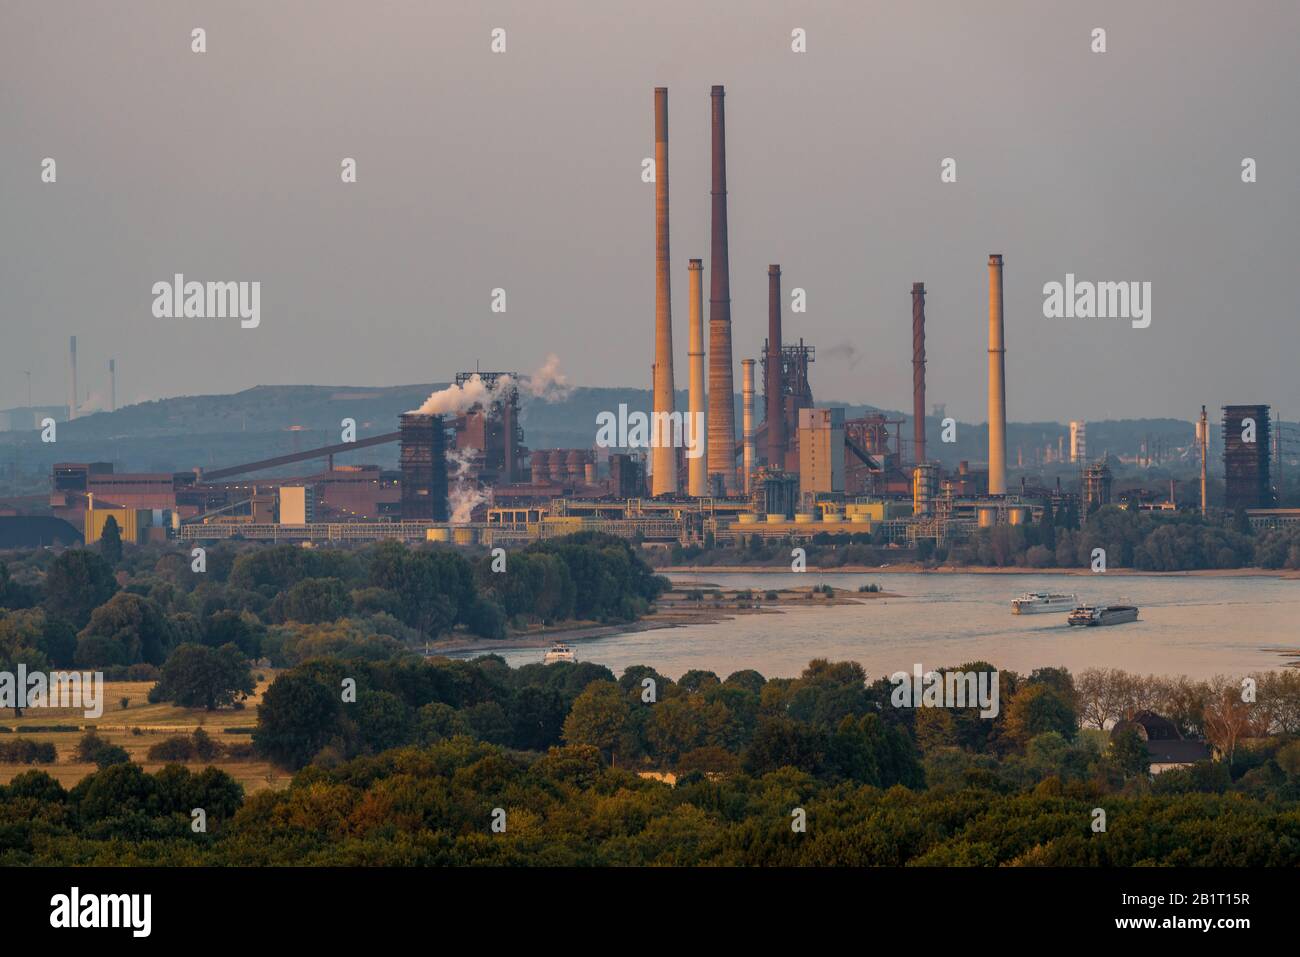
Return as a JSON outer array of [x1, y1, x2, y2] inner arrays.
[[3, 0, 1297, 423]]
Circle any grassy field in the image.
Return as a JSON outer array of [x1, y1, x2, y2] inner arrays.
[[0, 673, 291, 794]]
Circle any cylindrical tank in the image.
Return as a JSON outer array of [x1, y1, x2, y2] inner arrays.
[[766, 514, 785, 524], [737, 513, 759, 525], [1007, 506, 1029, 525], [453, 527, 477, 545], [822, 514, 842, 524], [794, 513, 815, 524], [912, 463, 939, 516], [565, 450, 584, 484], [584, 462, 596, 485], [977, 506, 997, 528], [426, 527, 451, 542]]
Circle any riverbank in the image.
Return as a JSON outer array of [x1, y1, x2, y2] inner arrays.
[[661, 563, 1300, 578], [432, 583, 891, 656]]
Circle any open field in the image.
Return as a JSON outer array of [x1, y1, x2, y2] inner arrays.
[[0, 674, 290, 794]]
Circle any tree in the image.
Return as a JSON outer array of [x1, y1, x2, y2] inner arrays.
[[272, 577, 352, 624], [1109, 728, 1151, 777], [562, 680, 630, 763], [99, 516, 123, 565], [253, 671, 345, 769], [43, 550, 118, 630], [1005, 684, 1078, 745], [151, 643, 254, 711], [75, 592, 175, 666], [1202, 679, 1254, 766]]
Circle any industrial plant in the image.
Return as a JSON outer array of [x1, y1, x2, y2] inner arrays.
[[30, 86, 1296, 552]]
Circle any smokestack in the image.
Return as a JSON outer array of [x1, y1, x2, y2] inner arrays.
[[651, 87, 677, 496], [108, 358, 116, 413], [741, 359, 756, 492], [1199, 404, 1209, 516], [707, 85, 737, 493], [987, 255, 1007, 494], [68, 336, 78, 421], [766, 265, 785, 469], [912, 283, 926, 464], [687, 259, 708, 497]]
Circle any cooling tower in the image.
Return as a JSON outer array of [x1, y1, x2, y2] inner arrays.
[[766, 265, 785, 469], [741, 359, 756, 493], [912, 283, 926, 464], [987, 255, 1007, 495], [707, 85, 737, 492], [687, 259, 708, 496]]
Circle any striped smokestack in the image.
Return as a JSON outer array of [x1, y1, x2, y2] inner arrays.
[[741, 358, 756, 492], [987, 255, 1007, 495], [707, 85, 737, 493], [912, 283, 926, 464], [766, 265, 784, 469], [651, 87, 677, 495], [687, 259, 708, 496]]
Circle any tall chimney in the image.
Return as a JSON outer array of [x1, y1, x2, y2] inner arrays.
[[1199, 404, 1209, 516], [651, 88, 677, 495], [766, 265, 785, 469], [741, 359, 756, 492], [687, 259, 708, 496], [68, 336, 78, 421], [912, 282, 926, 464], [108, 358, 116, 413], [707, 85, 737, 493], [987, 255, 1007, 494]]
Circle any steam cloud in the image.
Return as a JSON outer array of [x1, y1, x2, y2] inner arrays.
[[446, 446, 488, 524]]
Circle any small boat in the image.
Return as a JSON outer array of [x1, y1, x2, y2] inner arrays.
[[542, 642, 576, 664], [1067, 604, 1139, 627], [1012, 592, 1078, 615]]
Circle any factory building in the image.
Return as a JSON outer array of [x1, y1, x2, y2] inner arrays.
[[798, 408, 845, 496], [1222, 405, 1273, 510]]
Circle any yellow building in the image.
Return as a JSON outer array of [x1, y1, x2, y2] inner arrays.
[[84, 501, 148, 544]]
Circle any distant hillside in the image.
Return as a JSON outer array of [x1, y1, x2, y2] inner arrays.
[[0, 383, 1211, 489]]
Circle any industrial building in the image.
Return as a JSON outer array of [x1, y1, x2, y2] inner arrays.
[[1222, 405, 1273, 509]]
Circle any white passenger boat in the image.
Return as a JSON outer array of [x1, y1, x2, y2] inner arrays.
[[542, 642, 576, 664], [1011, 592, 1078, 615]]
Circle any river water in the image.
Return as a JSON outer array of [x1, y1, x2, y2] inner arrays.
[[456, 573, 1299, 681]]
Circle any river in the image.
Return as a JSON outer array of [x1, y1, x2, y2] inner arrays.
[[452, 572, 1299, 681]]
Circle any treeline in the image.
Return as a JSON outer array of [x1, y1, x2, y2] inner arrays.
[[0, 532, 669, 684], [4, 655, 1300, 865]]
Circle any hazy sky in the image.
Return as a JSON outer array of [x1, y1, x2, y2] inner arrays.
[[3, 0, 1298, 423]]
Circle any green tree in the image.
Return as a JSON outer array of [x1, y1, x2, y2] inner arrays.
[[151, 643, 255, 711], [253, 671, 345, 769], [98, 516, 123, 565], [43, 549, 118, 630], [75, 592, 175, 666], [1109, 728, 1151, 777], [562, 680, 630, 763]]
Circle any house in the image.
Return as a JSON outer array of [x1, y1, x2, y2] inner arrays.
[[1111, 711, 1212, 774]]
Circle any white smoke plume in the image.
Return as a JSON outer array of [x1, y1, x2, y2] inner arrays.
[[523, 353, 572, 401], [446, 446, 489, 524], [409, 372, 523, 416]]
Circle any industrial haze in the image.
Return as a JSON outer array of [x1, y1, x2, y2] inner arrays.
[[3, 1, 1299, 423]]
